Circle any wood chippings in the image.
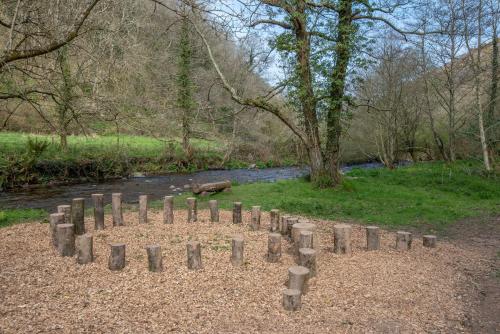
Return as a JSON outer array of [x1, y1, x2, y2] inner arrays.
[[0, 209, 491, 333]]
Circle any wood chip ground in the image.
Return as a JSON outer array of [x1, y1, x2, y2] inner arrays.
[[0, 210, 491, 333]]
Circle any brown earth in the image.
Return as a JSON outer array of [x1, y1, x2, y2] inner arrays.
[[0, 210, 498, 333]]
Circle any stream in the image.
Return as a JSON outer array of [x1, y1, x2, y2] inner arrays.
[[0, 162, 384, 211]]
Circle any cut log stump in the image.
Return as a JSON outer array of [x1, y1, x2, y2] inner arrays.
[[50, 213, 65, 248], [187, 197, 197, 223], [280, 215, 290, 236], [267, 233, 282, 263], [288, 265, 309, 294], [298, 230, 314, 250], [250, 206, 261, 230], [71, 198, 85, 235], [109, 243, 126, 270], [423, 235, 437, 248], [112, 193, 124, 226], [163, 196, 174, 224], [292, 222, 317, 255], [270, 209, 280, 232], [192, 180, 231, 194], [230, 236, 244, 266], [209, 200, 219, 222], [396, 231, 412, 251], [282, 288, 301, 311], [57, 223, 75, 257], [146, 245, 163, 272], [187, 241, 202, 270], [366, 226, 380, 251], [57, 205, 71, 225], [333, 224, 352, 255], [139, 195, 148, 224], [233, 202, 242, 224], [92, 194, 105, 230], [76, 234, 94, 265], [287, 217, 298, 240], [298, 248, 316, 277]]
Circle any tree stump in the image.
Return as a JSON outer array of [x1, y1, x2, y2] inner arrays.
[[163, 196, 174, 224], [366, 226, 380, 251], [292, 222, 317, 255], [57, 224, 75, 257], [146, 245, 163, 272], [233, 202, 242, 224], [186, 241, 202, 270], [230, 236, 244, 266], [76, 234, 93, 264], [288, 265, 310, 294], [287, 217, 298, 240], [209, 200, 219, 222], [396, 231, 412, 251], [423, 235, 437, 248], [298, 248, 316, 277], [270, 209, 280, 232], [280, 215, 290, 235], [92, 194, 105, 230], [112, 193, 124, 226], [267, 233, 282, 263], [139, 195, 148, 224], [71, 198, 85, 235], [187, 197, 197, 223], [250, 206, 261, 230], [299, 230, 314, 250], [282, 288, 301, 311], [50, 213, 65, 248], [333, 224, 352, 255], [57, 205, 71, 225], [109, 243, 126, 270]]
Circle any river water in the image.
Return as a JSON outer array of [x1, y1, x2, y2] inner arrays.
[[0, 163, 383, 211]]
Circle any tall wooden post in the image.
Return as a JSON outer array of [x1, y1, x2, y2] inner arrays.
[[230, 236, 244, 266], [76, 234, 94, 264], [209, 200, 219, 222], [250, 206, 261, 230], [270, 209, 280, 232], [187, 197, 197, 223], [57, 224, 75, 257], [50, 213, 65, 248], [233, 202, 242, 224], [112, 193, 124, 226], [146, 245, 163, 272], [92, 194, 105, 230], [333, 224, 352, 255], [57, 205, 71, 224], [187, 241, 202, 269], [139, 195, 148, 224], [267, 233, 282, 263], [163, 196, 174, 224], [71, 198, 85, 235], [366, 226, 380, 251], [109, 243, 126, 270]]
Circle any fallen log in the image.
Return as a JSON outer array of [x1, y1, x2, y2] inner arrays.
[[191, 180, 231, 194]]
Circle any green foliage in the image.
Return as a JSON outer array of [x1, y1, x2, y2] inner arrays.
[[0, 209, 47, 228]]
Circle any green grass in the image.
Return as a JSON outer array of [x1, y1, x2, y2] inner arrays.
[[0, 208, 48, 228]]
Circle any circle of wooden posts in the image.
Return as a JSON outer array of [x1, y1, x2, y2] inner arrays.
[[333, 224, 352, 255], [232, 202, 242, 224], [396, 231, 412, 251], [112, 193, 124, 226], [139, 195, 148, 224], [230, 236, 244, 266], [250, 206, 261, 230]]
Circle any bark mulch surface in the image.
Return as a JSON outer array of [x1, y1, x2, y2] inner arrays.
[[0, 210, 493, 333]]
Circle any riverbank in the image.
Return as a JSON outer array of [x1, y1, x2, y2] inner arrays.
[[1, 161, 498, 231]]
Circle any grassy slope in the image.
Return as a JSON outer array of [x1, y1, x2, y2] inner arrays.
[[1, 161, 498, 231]]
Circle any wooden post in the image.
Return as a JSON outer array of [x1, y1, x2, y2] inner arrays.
[[333, 224, 352, 255], [292, 222, 317, 254], [230, 236, 244, 266], [366, 226, 380, 251], [50, 213, 65, 248], [267, 233, 282, 263], [186, 241, 202, 269], [76, 234, 93, 264], [270, 209, 280, 232], [209, 200, 219, 222], [146, 245, 163, 272], [396, 231, 412, 251], [71, 198, 85, 235], [250, 206, 261, 230], [186, 197, 197, 223], [298, 230, 313, 250], [163, 196, 174, 224], [57, 205, 71, 224], [423, 235, 437, 248], [298, 248, 316, 278], [57, 224, 75, 257], [233, 202, 242, 224], [280, 215, 290, 236], [287, 217, 298, 240], [282, 288, 301, 311], [92, 194, 105, 230], [139, 195, 148, 224], [109, 243, 126, 270], [288, 265, 309, 294], [112, 193, 124, 226]]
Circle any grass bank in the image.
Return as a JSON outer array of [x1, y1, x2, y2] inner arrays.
[[2, 161, 498, 231]]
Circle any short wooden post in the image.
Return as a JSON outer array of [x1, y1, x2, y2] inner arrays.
[[50, 213, 65, 248], [230, 236, 244, 266], [333, 224, 352, 255], [163, 196, 174, 224], [57, 205, 71, 224], [280, 215, 290, 236], [187, 197, 197, 223], [71, 198, 85, 235], [298, 248, 316, 277], [282, 288, 301, 311], [288, 265, 310, 294], [292, 222, 317, 255], [139, 195, 148, 224], [423, 235, 437, 248], [112, 193, 124, 226], [186, 241, 202, 269], [233, 202, 242, 224], [57, 224, 75, 257], [298, 230, 314, 250], [287, 217, 298, 239], [92, 194, 105, 230], [267, 233, 282, 263], [396, 231, 412, 251], [250, 206, 261, 230], [366, 226, 380, 251], [146, 245, 163, 272], [209, 200, 219, 222], [109, 243, 126, 270], [270, 209, 280, 232], [76, 234, 93, 264]]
